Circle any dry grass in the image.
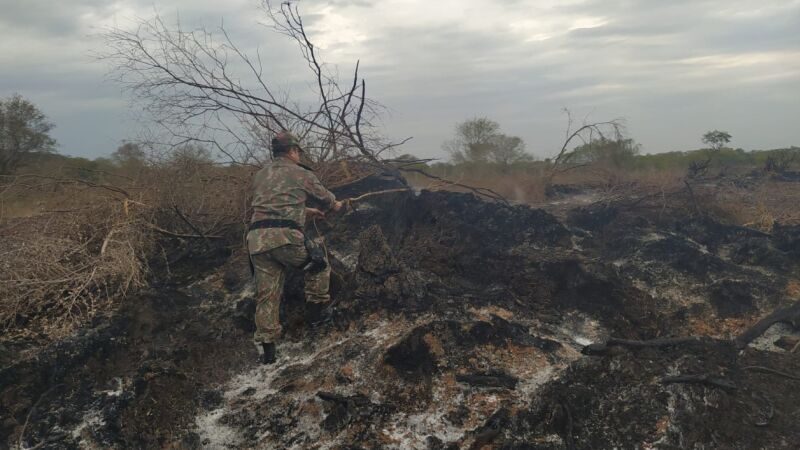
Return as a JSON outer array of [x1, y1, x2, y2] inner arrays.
[[0, 202, 150, 338], [0, 155, 370, 341], [0, 158, 253, 340], [698, 179, 800, 229]]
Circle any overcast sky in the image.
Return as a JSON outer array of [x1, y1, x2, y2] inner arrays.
[[2, 0, 799, 160]]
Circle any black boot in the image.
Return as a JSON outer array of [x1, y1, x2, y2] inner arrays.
[[304, 301, 330, 327], [260, 342, 276, 365]]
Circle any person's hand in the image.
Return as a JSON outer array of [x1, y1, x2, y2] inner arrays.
[[306, 207, 326, 219]]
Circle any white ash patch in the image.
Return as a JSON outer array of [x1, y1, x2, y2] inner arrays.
[[195, 320, 402, 447], [329, 248, 358, 271], [362, 319, 396, 345], [516, 366, 559, 403], [366, 315, 436, 350], [70, 409, 105, 441], [571, 236, 585, 252], [748, 322, 798, 352], [540, 434, 565, 444], [234, 281, 255, 301], [556, 312, 607, 348], [222, 361, 282, 401], [196, 408, 242, 449], [381, 390, 467, 449], [546, 192, 603, 206], [681, 235, 711, 255], [222, 338, 352, 401], [95, 377, 124, 398], [186, 273, 218, 289], [632, 280, 707, 310], [641, 232, 666, 242]]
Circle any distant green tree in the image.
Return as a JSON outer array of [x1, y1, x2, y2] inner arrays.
[[443, 117, 531, 166], [0, 94, 57, 174], [570, 137, 640, 168], [489, 135, 533, 166], [690, 130, 732, 178], [111, 141, 147, 167], [168, 144, 213, 169], [702, 130, 731, 151], [764, 147, 800, 173], [443, 117, 499, 163]]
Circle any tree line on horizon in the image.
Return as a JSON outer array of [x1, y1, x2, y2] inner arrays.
[[2, 93, 798, 180]]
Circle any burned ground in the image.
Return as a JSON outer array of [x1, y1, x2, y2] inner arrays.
[[2, 179, 800, 449]]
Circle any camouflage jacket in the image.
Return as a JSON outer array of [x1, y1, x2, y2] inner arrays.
[[247, 157, 336, 254]]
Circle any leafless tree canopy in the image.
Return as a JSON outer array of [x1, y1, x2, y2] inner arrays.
[[547, 109, 625, 182], [101, 1, 408, 168]]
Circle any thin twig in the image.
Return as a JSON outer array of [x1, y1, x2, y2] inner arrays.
[[683, 180, 701, 216], [346, 188, 412, 203], [398, 167, 509, 205], [18, 384, 64, 450], [741, 365, 800, 381], [172, 204, 212, 246], [146, 223, 223, 239]]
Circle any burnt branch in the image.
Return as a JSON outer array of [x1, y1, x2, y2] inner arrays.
[[661, 373, 737, 390], [736, 300, 800, 349], [4, 174, 133, 198], [399, 167, 510, 205], [582, 336, 704, 355], [547, 109, 625, 184]]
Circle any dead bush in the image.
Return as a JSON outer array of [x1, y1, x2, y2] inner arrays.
[[0, 157, 257, 340], [0, 200, 151, 338]]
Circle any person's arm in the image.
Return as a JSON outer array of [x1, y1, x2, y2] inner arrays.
[[301, 171, 342, 212]]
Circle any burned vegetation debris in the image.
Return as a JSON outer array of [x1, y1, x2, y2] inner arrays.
[[3, 177, 800, 449]]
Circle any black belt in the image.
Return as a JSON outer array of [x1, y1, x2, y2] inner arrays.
[[248, 219, 302, 232]]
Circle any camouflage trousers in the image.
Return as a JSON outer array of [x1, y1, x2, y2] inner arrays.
[[250, 242, 330, 344]]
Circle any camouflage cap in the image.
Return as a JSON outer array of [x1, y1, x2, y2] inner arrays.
[[272, 131, 304, 153]]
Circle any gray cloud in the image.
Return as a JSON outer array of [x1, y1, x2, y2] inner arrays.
[[1, 0, 798, 159], [0, 0, 114, 37]]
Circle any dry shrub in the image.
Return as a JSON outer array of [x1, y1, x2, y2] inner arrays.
[[0, 157, 254, 340], [142, 158, 252, 244], [0, 150, 374, 341], [0, 200, 151, 338], [703, 180, 800, 230]]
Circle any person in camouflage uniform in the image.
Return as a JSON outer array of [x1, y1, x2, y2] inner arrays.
[[247, 131, 343, 364]]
